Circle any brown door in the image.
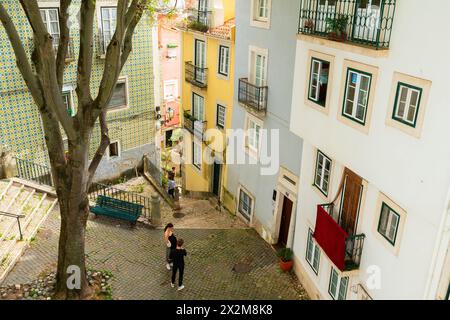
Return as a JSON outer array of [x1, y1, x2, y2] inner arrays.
[[278, 196, 293, 248], [339, 168, 363, 235]]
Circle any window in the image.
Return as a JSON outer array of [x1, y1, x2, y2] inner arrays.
[[309, 58, 330, 107], [216, 104, 226, 129], [328, 267, 349, 300], [109, 141, 120, 158], [218, 45, 230, 76], [343, 69, 372, 125], [40, 8, 60, 52], [107, 79, 127, 109], [256, 0, 269, 21], [378, 202, 400, 246], [164, 80, 178, 101], [62, 91, 75, 117], [306, 229, 321, 274], [392, 83, 422, 127], [193, 141, 202, 170], [314, 150, 331, 196], [247, 119, 261, 152], [101, 7, 117, 50], [192, 93, 204, 120], [238, 188, 253, 221]]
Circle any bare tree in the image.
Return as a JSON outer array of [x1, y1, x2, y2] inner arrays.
[[0, 0, 176, 299]]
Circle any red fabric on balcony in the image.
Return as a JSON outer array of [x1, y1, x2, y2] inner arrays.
[[313, 205, 348, 271]]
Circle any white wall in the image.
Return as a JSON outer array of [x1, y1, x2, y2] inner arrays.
[[290, 0, 450, 299]]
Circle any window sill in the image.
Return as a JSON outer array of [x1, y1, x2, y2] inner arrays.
[[297, 34, 389, 58]]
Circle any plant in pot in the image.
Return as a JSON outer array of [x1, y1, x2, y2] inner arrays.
[[304, 19, 314, 30], [325, 15, 349, 42], [277, 248, 294, 271]]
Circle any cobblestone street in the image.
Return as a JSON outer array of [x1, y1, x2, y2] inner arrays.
[[2, 209, 308, 300]]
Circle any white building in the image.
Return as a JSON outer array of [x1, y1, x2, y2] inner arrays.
[[289, 0, 450, 300]]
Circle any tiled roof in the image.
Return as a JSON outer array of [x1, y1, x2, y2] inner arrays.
[[209, 18, 235, 40]]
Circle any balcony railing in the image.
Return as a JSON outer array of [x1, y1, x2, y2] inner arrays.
[[183, 110, 207, 141], [187, 8, 212, 32], [315, 203, 365, 271], [238, 78, 268, 113], [28, 36, 75, 61], [298, 0, 396, 49], [97, 29, 113, 57], [185, 61, 208, 88]]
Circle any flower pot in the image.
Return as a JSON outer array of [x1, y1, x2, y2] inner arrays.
[[279, 259, 293, 271], [328, 32, 347, 42]]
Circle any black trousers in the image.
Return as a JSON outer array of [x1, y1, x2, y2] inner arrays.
[[171, 264, 184, 286]]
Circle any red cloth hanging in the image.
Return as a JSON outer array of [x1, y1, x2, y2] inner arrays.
[[313, 204, 348, 271]]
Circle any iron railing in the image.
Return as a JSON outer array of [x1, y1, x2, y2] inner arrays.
[[238, 78, 268, 112], [88, 183, 151, 218], [298, 0, 396, 49], [320, 203, 365, 270], [28, 37, 75, 61], [183, 110, 207, 141], [187, 8, 213, 31], [185, 61, 208, 88], [0, 211, 25, 241], [14, 157, 53, 186]]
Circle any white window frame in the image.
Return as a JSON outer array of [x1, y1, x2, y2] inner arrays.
[[392, 83, 422, 127], [192, 140, 202, 170], [314, 150, 332, 196], [308, 58, 330, 107], [192, 92, 205, 121], [250, 0, 272, 29], [328, 267, 349, 300], [342, 69, 372, 125], [246, 116, 262, 156], [377, 202, 400, 246], [39, 7, 60, 53], [218, 45, 230, 77], [107, 76, 129, 111], [306, 229, 321, 274], [108, 140, 121, 159], [237, 186, 254, 223], [249, 46, 268, 87], [163, 80, 178, 101], [216, 104, 226, 129]]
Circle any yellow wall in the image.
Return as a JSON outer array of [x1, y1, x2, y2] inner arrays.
[[181, 20, 235, 194], [223, 0, 235, 22]]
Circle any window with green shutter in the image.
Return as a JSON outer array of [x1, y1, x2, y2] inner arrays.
[[306, 229, 321, 274], [342, 68, 372, 125], [328, 267, 349, 300], [392, 82, 422, 128], [378, 202, 400, 246]]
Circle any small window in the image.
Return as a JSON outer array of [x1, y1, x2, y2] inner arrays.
[[218, 45, 230, 76], [343, 69, 372, 125], [392, 83, 422, 127], [193, 141, 202, 170], [216, 104, 226, 129], [108, 79, 127, 109], [247, 119, 261, 152], [109, 141, 120, 158], [306, 229, 321, 274], [101, 7, 117, 50], [192, 93, 205, 120], [62, 91, 75, 117], [314, 150, 332, 196], [256, 0, 269, 21], [378, 202, 400, 246], [164, 80, 178, 101], [328, 267, 349, 300], [238, 188, 253, 221], [308, 58, 330, 107], [40, 8, 60, 52]]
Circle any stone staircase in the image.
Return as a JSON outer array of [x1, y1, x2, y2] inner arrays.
[[0, 178, 57, 283]]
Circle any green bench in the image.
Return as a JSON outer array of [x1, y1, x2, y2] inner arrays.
[[90, 195, 144, 225]]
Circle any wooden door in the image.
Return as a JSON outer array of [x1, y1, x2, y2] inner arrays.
[[339, 168, 363, 235], [278, 196, 293, 248]]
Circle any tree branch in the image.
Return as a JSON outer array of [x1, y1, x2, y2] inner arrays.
[[76, 0, 95, 108], [87, 110, 110, 186], [0, 3, 43, 106], [56, 0, 72, 89]]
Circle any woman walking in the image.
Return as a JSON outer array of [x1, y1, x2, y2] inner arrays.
[[163, 223, 177, 270], [171, 238, 187, 291]]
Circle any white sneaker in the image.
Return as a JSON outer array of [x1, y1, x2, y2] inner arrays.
[[171, 283, 175, 288], [166, 263, 171, 270], [177, 285, 185, 291]]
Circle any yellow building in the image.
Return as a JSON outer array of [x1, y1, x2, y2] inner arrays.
[[181, 0, 235, 201]]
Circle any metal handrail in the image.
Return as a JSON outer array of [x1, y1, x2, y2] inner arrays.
[[0, 210, 25, 241]]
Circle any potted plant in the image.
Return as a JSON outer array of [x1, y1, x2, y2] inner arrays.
[[304, 19, 314, 30], [277, 248, 294, 271], [325, 15, 348, 42]]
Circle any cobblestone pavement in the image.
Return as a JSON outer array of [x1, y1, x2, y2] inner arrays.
[[2, 210, 308, 300]]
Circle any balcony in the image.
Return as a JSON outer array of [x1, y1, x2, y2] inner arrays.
[[238, 78, 268, 114], [187, 8, 212, 32], [28, 36, 75, 62], [183, 110, 207, 141], [298, 0, 396, 50], [314, 203, 365, 271], [185, 62, 208, 88]]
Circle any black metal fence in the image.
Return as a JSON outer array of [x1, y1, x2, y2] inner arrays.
[[298, 0, 396, 49], [185, 61, 208, 88], [187, 8, 213, 30], [238, 78, 268, 112], [15, 157, 53, 186], [183, 111, 207, 141]]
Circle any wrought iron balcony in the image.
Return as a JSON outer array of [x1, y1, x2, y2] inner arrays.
[[315, 203, 365, 271], [183, 110, 207, 141], [187, 8, 212, 32], [185, 61, 208, 88], [28, 36, 75, 62], [298, 0, 396, 49], [238, 78, 268, 113]]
